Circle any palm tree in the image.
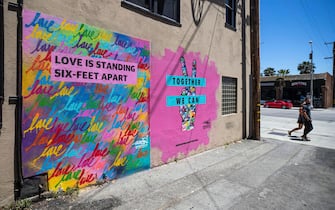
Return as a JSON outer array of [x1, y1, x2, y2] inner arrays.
[[263, 67, 275, 76], [275, 69, 289, 100], [277, 69, 290, 77], [275, 77, 285, 100], [297, 61, 315, 74]]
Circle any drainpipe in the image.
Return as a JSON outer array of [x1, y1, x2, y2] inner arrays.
[[0, 0, 4, 130], [241, 0, 247, 139], [8, 0, 23, 199]]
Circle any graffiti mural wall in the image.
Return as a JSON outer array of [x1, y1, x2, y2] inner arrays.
[[151, 48, 219, 163], [22, 9, 150, 191]]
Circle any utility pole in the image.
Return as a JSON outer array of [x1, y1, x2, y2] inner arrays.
[[333, 42, 335, 107], [325, 42, 335, 107], [309, 41, 313, 107], [250, 0, 260, 139]]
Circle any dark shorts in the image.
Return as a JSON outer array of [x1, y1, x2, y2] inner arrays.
[[297, 115, 304, 124], [304, 120, 313, 134]]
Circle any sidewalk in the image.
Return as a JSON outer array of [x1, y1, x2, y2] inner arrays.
[[30, 138, 335, 209], [261, 109, 335, 150]]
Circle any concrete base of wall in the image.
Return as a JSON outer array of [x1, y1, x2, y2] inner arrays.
[[0, 105, 15, 206]]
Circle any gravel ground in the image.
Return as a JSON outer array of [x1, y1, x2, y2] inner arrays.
[[2, 186, 122, 210], [29, 195, 122, 210]]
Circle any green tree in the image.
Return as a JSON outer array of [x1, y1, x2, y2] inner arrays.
[[274, 69, 289, 100], [277, 69, 290, 77], [297, 61, 315, 74], [275, 77, 285, 100], [263, 67, 275, 76]]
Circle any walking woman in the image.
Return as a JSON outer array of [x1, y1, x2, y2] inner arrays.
[[288, 106, 304, 136]]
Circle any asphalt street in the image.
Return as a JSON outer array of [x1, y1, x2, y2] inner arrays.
[[261, 107, 335, 149]]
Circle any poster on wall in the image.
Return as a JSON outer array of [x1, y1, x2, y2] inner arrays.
[[22, 9, 150, 191], [151, 48, 219, 163]]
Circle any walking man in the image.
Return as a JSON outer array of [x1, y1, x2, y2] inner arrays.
[[301, 97, 313, 141]]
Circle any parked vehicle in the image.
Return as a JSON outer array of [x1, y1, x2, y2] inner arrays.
[[263, 100, 293, 109]]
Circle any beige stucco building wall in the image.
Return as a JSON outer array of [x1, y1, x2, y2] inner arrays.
[[0, 0, 17, 205], [0, 0, 252, 205]]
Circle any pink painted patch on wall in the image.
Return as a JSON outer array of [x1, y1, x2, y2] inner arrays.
[[150, 47, 219, 163]]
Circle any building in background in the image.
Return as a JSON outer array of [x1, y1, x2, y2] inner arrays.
[[0, 0, 257, 205], [261, 72, 333, 108]]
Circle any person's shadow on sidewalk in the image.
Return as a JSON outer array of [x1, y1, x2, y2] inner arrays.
[[289, 135, 304, 141]]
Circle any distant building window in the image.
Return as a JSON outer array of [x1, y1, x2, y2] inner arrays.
[[122, 0, 180, 26], [222, 76, 237, 115], [225, 0, 236, 30]]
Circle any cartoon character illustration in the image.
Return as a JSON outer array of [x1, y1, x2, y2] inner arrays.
[[179, 56, 197, 131]]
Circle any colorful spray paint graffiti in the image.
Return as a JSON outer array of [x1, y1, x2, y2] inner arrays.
[[166, 57, 206, 131], [151, 48, 219, 163], [22, 9, 150, 191]]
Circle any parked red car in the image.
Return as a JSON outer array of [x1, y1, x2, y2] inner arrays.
[[263, 100, 293, 109]]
